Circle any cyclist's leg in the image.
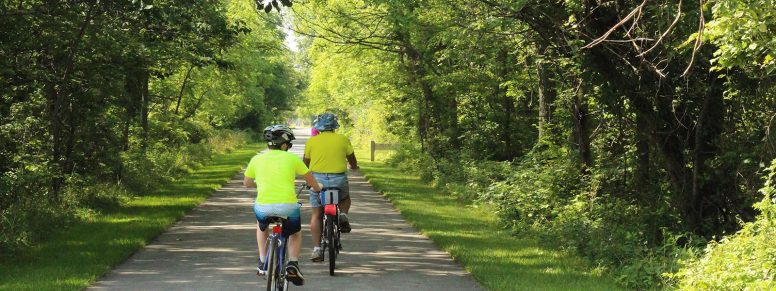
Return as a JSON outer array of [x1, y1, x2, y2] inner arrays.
[[327, 173, 352, 232], [340, 196, 351, 214], [253, 203, 271, 261], [257, 222, 269, 259], [284, 206, 305, 286], [309, 206, 324, 262], [281, 206, 303, 260], [308, 174, 326, 248], [331, 173, 351, 213], [310, 207, 323, 247]]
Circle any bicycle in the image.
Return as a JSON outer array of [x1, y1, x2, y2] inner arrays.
[[262, 216, 289, 291], [318, 187, 342, 276], [259, 183, 308, 291]]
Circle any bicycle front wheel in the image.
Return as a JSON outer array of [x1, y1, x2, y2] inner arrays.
[[326, 215, 337, 276]]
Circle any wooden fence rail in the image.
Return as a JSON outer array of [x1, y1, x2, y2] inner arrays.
[[370, 140, 399, 161]]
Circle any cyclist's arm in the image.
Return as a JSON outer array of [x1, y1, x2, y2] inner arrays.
[[303, 157, 311, 168], [303, 171, 322, 192], [243, 176, 256, 188], [346, 153, 359, 170]]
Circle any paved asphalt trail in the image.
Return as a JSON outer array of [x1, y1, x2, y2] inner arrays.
[[89, 129, 482, 291]]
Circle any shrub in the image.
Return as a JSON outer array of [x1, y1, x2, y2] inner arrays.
[[120, 129, 249, 193], [205, 129, 250, 153], [478, 143, 583, 232], [74, 183, 132, 212], [673, 159, 776, 290], [387, 145, 437, 182], [0, 172, 79, 253], [546, 192, 699, 289], [432, 154, 512, 200], [475, 142, 698, 289]]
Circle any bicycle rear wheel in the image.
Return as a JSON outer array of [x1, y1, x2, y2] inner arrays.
[[280, 238, 289, 291], [326, 214, 336, 276], [266, 237, 278, 291]]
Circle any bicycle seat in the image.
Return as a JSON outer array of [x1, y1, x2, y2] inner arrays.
[[266, 216, 288, 224]]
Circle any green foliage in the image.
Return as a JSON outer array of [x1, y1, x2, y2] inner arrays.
[[0, 143, 261, 290], [673, 159, 776, 289], [479, 144, 582, 231], [468, 143, 698, 289], [120, 129, 249, 193], [386, 145, 437, 182], [544, 193, 699, 289], [706, 0, 776, 74], [0, 129, 248, 252], [0, 0, 294, 252]]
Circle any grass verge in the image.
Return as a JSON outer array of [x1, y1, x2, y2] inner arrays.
[[0, 143, 262, 291], [357, 151, 623, 291]]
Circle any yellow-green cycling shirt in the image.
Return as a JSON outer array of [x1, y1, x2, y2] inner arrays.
[[244, 150, 310, 204], [304, 131, 354, 173]]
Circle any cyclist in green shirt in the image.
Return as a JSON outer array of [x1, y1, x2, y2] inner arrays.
[[244, 125, 322, 286], [304, 113, 359, 262]]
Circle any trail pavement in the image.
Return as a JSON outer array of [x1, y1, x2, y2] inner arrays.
[[89, 129, 482, 291]]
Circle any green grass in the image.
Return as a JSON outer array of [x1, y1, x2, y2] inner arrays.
[[0, 143, 263, 291], [356, 150, 623, 291]]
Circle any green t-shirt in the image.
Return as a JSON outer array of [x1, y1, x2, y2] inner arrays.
[[304, 131, 354, 173], [244, 150, 309, 204]]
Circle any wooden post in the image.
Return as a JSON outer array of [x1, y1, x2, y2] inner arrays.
[[370, 140, 376, 161]]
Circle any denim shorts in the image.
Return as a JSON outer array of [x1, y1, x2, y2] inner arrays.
[[308, 172, 350, 208], [253, 203, 302, 237]]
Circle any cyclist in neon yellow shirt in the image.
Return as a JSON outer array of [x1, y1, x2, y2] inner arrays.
[[303, 113, 359, 262], [244, 125, 322, 286]]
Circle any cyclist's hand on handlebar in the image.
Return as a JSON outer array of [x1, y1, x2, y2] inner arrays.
[[311, 182, 323, 193]]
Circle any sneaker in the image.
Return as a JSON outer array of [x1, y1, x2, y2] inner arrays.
[[339, 213, 352, 233], [256, 260, 266, 276], [285, 261, 304, 286], [310, 247, 323, 262]]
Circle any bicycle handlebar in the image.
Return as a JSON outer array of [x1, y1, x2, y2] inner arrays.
[[296, 182, 312, 198]]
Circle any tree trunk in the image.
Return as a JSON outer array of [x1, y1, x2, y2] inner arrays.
[[140, 68, 150, 151], [571, 81, 592, 170], [175, 65, 194, 115], [690, 72, 725, 235], [499, 49, 516, 161], [45, 83, 64, 202], [536, 42, 555, 140], [44, 0, 99, 202], [632, 92, 653, 202], [116, 92, 134, 181]]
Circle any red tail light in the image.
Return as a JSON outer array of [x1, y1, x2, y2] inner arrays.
[[272, 225, 282, 234], [324, 204, 337, 216]]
